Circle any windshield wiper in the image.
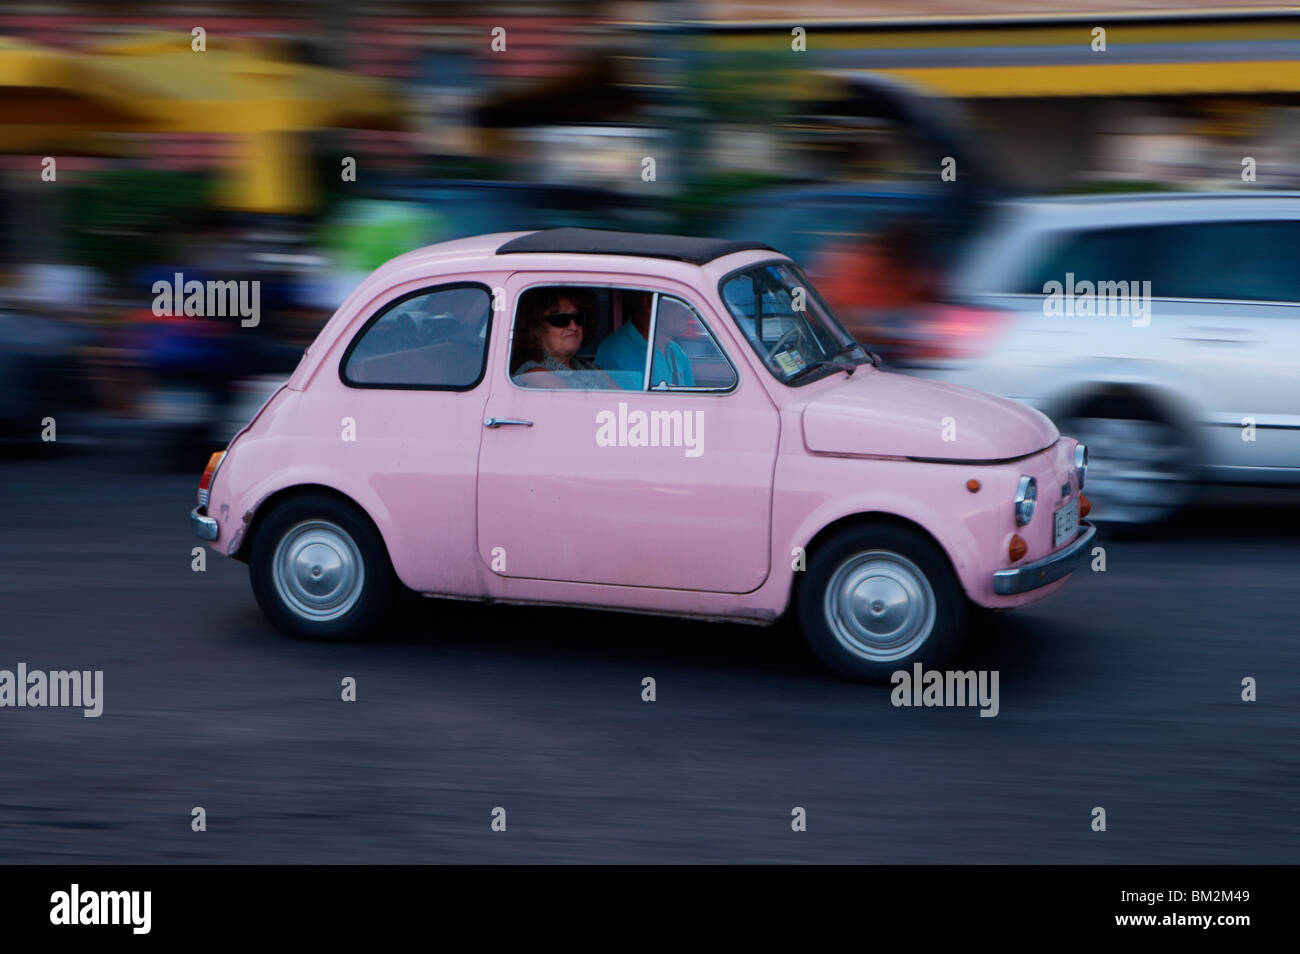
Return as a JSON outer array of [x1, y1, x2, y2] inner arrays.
[[786, 356, 856, 384], [833, 343, 882, 368], [785, 342, 880, 383]]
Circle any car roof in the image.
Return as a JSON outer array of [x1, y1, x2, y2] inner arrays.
[[982, 190, 1300, 234], [496, 227, 775, 265], [285, 231, 788, 391]]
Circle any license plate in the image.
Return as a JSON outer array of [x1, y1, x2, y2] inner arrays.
[[1054, 499, 1079, 548]]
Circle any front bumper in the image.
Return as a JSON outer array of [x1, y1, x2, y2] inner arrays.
[[190, 506, 219, 541], [992, 522, 1096, 596]]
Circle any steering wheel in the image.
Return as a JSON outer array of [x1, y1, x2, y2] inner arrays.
[[771, 321, 808, 362]]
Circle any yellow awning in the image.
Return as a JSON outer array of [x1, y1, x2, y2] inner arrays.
[[72, 32, 404, 212], [0, 35, 156, 128], [85, 32, 402, 134], [703, 19, 1300, 53], [701, 15, 1300, 97], [2, 32, 404, 210], [849, 61, 1300, 98], [0, 32, 405, 217]]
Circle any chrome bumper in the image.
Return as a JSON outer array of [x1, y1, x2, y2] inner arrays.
[[992, 522, 1096, 596], [190, 506, 219, 541]]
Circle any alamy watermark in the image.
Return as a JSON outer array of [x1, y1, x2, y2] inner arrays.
[[1042, 273, 1152, 327], [0, 663, 103, 717], [891, 664, 999, 718], [50, 884, 150, 934], [595, 402, 704, 458], [152, 272, 260, 327]]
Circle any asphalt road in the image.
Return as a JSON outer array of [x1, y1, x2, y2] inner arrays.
[[1, 445, 1297, 863]]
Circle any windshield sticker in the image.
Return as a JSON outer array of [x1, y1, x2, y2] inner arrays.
[[774, 350, 805, 374]]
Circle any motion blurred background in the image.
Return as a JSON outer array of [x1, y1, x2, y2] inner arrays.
[[1, 1, 1298, 866], [4, 1, 1299, 503]]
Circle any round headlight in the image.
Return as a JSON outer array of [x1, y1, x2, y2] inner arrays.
[[1074, 443, 1088, 490], [1015, 476, 1037, 526]]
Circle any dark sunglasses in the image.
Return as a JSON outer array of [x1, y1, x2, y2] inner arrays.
[[542, 312, 585, 328]]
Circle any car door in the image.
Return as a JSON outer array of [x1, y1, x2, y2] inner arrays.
[[475, 271, 779, 594], [1146, 219, 1300, 474]]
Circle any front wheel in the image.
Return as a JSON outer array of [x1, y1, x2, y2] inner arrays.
[[798, 524, 967, 683], [249, 494, 396, 642], [1060, 412, 1191, 526]]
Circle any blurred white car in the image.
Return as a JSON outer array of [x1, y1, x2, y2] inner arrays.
[[907, 192, 1300, 523]]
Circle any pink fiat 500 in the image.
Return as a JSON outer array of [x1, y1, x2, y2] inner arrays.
[[190, 228, 1094, 682]]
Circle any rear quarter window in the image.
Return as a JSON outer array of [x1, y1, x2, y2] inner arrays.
[[341, 283, 492, 390]]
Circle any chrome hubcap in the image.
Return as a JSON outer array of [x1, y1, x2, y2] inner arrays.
[[824, 550, 936, 662], [1065, 417, 1188, 524], [272, 520, 365, 622]]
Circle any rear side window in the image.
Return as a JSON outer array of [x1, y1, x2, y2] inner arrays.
[[1152, 221, 1300, 302], [1017, 221, 1300, 302], [342, 283, 491, 389]]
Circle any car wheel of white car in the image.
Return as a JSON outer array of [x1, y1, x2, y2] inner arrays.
[[250, 494, 396, 642], [798, 524, 967, 683], [1061, 409, 1191, 525]]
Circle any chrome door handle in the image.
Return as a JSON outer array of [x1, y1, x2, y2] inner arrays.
[[483, 417, 534, 428]]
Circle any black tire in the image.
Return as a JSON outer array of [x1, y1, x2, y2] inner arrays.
[[1059, 394, 1193, 527], [797, 523, 968, 683], [249, 493, 396, 642]]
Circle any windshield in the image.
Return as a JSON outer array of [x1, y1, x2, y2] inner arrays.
[[719, 261, 868, 385]]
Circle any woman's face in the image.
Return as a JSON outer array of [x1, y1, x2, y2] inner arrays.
[[538, 296, 584, 363]]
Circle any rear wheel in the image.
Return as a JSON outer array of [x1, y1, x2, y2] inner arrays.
[[249, 494, 396, 642], [798, 523, 967, 683]]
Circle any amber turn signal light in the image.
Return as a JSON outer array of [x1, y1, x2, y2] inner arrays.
[[966, 479, 981, 493], [1008, 534, 1027, 563], [197, 451, 225, 508], [1079, 493, 1091, 518]]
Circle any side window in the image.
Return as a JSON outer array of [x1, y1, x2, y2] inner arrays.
[[1153, 221, 1300, 302], [511, 286, 621, 390], [1016, 220, 1300, 303], [509, 285, 736, 392], [342, 284, 491, 389], [650, 295, 736, 390], [1016, 227, 1156, 295]]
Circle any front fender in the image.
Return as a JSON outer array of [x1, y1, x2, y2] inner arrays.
[[772, 453, 1002, 606], [770, 450, 1068, 611]]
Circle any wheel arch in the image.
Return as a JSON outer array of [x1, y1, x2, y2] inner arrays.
[[792, 510, 962, 608], [1047, 380, 1205, 463], [232, 483, 388, 566]]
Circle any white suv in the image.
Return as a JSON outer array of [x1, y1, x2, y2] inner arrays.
[[907, 192, 1300, 524]]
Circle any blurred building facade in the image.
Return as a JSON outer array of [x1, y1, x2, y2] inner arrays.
[[1, 0, 1297, 455]]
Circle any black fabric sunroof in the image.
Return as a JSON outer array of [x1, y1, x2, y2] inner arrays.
[[496, 228, 775, 265]]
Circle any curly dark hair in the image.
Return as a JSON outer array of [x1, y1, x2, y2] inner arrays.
[[514, 288, 593, 367]]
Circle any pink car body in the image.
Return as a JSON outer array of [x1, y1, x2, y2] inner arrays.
[[192, 230, 1094, 679]]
